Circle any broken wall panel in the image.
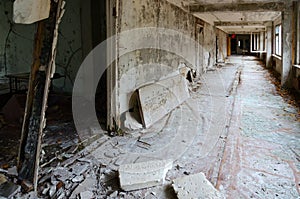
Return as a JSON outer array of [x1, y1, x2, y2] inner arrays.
[[137, 75, 190, 128]]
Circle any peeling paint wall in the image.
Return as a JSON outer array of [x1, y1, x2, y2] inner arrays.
[[117, 0, 226, 115], [0, 0, 83, 92], [53, 0, 83, 92], [217, 29, 228, 63], [273, 57, 282, 75], [0, 0, 35, 79], [272, 16, 282, 75]]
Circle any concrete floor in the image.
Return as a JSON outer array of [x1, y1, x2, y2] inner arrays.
[[83, 55, 299, 198], [4, 56, 299, 198], [217, 56, 300, 198]]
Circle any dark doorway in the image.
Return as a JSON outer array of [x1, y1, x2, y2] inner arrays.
[[231, 38, 237, 54], [230, 34, 250, 55], [92, 0, 108, 130], [80, 0, 108, 130]]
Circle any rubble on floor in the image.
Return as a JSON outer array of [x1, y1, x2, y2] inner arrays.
[[0, 173, 20, 198], [119, 159, 173, 191], [172, 173, 224, 199], [1, 56, 299, 198]]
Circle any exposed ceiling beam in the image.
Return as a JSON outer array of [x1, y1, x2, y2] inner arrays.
[[187, 2, 286, 13], [228, 32, 252, 34], [214, 21, 267, 27], [223, 27, 266, 33]]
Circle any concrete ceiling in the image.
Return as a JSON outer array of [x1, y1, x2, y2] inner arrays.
[[166, 0, 295, 33]]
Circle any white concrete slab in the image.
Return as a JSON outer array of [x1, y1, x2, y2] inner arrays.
[[119, 160, 173, 191], [13, 0, 51, 24], [172, 173, 224, 199], [138, 75, 190, 128]]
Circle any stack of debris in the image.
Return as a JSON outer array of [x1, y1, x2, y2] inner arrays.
[[0, 167, 20, 198]]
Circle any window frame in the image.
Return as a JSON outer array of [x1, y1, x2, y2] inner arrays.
[[250, 31, 266, 53], [275, 24, 282, 56]]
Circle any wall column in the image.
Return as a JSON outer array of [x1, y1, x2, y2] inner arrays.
[[259, 31, 264, 60], [266, 22, 273, 68], [281, 4, 293, 88]]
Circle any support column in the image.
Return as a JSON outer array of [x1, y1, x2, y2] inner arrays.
[[259, 31, 264, 60], [266, 22, 273, 68], [281, 5, 293, 88], [296, 1, 300, 65]]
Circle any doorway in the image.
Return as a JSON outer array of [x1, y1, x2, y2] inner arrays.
[[80, 0, 117, 130], [230, 34, 250, 55]]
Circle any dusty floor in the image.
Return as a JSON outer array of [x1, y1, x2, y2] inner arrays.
[[0, 55, 299, 198], [217, 56, 300, 198]]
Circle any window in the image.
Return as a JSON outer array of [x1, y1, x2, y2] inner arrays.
[[275, 24, 281, 56], [250, 32, 266, 52]]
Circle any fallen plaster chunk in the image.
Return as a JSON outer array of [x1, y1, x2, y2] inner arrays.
[[70, 177, 97, 198], [49, 185, 56, 198], [80, 191, 94, 199], [109, 191, 118, 198], [119, 159, 173, 191], [72, 175, 84, 183], [0, 175, 7, 185], [172, 173, 224, 199], [7, 166, 18, 177], [124, 112, 143, 130]]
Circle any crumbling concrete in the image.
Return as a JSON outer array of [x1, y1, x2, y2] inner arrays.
[[119, 160, 173, 191], [172, 173, 224, 199]]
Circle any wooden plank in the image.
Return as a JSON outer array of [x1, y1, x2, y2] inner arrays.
[[17, 0, 65, 192], [18, 21, 44, 176], [137, 75, 190, 128], [34, 0, 65, 191]]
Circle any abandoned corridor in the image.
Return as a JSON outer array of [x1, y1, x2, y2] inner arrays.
[[70, 55, 300, 198]]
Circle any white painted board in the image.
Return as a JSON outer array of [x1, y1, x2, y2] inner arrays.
[[137, 75, 190, 128], [13, 0, 51, 24]]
